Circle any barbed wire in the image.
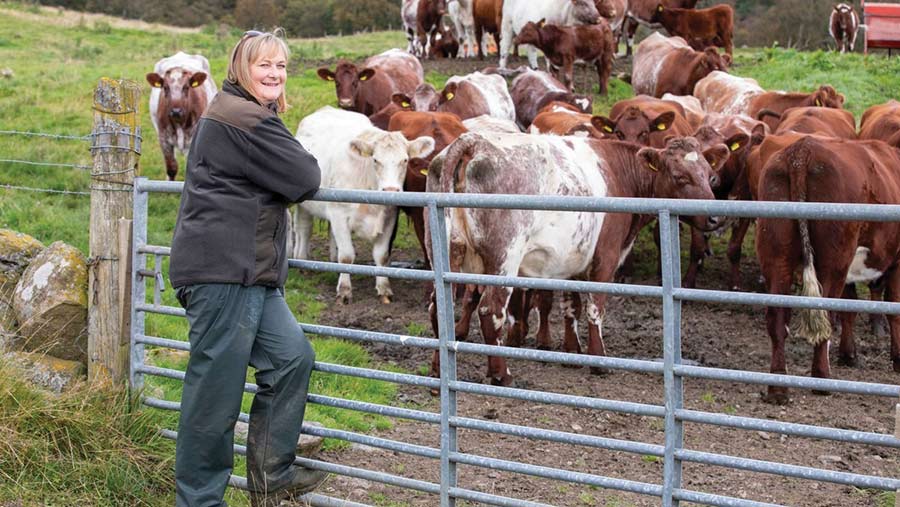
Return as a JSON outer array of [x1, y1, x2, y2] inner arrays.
[[0, 130, 89, 141], [0, 158, 92, 170]]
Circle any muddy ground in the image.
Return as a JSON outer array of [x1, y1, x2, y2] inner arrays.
[[302, 56, 899, 507]]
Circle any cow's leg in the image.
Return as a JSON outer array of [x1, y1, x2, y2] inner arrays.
[[328, 226, 337, 262], [758, 218, 798, 404], [683, 227, 708, 289], [868, 277, 889, 338], [727, 218, 752, 291], [474, 22, 485, 60], [292, 207, 314, 260], [526, 44, 539, 69], [561, 292, 582, 354], [477, 285, 513, 385], [624, 18, 638, 57], [563, 59, 574, 92], [506, 288, 528, 347], [584, 293, 609, 375], [837, 283, 859, 367], [534, 290, 554, 350], [161, 141, 178, 181], [466, 26, 477, 57], [595, 59, 608, 95], [498, 18, 513, 68], [330, 218, 355, 304], [883, 268, 900, 372], [455, 285, 481, 341], [406, 28, 415, 54], [372, 216, 395, 304]]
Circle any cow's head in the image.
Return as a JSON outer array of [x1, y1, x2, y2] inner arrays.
[[434, 0, 449, 16], [594, 0, 617, 19], [834, 3, 855, 27], [638, 136, 727, 230], [411, 83, 440, 111], [571, 0, 602, 24], [146, 68, 208, 125], [317, 61, 376, 110], [692, 125, 754, 197], [592, 106, 676, 146], [810, 85, 845, 109], [513, 21, 543, 48], [349, 131, 435, 193]]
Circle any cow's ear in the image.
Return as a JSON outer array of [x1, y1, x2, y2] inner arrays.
[[350, 139, 374, 158], [750, 123, 767, 146], [392, 93, 413, 109], [538, 18, 547, 28], [358, 68, 376, 81], [409, 135, 436, 159], [409, 157, 429, 176], [704, 144, 730, 173], [834, 4, 841, 11], [190, 72, 207, 88], [724, 132, 750, 153], [637, 147, 662, 172], [317, 68, 336, 81], [146, 73, 163, 88], [442, 82, 459, 102], [721, 53, 733, 67], [651, 111, 676, 132], [590, 115, 616, 135]]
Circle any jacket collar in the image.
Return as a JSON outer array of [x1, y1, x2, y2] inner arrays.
[[223, 80, 279, 114]]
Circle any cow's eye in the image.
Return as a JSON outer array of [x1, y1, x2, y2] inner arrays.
[[615, 131, 625, 140]]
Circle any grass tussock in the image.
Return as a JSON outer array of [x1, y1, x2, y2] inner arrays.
[[0, 362, 175, 505]]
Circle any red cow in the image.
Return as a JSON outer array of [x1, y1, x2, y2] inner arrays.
[[632, 33, 731, 98], [652, 3, 735, 55], [317, 49, 423, 117], [510, 67, 593, 129], [418, 0, 449, 58], [830, 3, 860, 53], [429, 23, 460, 58], [592, 95, 693, 147], [761, 106, 858, 139], [859, 100, 900, 143], [750, 86, 846, 131], [530, 101, 595, 135], [146, 52, 217, 181], [755, 135, 900, 403], [473, 0, 504, 59], [512, 19, 615, 94], [621, 0, 700, 56]]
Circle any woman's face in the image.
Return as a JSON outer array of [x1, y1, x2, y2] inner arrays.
[[249, 48, 287, 105]]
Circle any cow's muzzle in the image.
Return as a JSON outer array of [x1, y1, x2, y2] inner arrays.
[[339, 98, 353, 108], [168, 108, 184, 121]]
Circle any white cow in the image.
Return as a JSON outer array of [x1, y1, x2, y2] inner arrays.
[[293, 106, 435, 304], [409, 71, 517, 122], [402, 0, 422, 56], [448, 0, 477, 57], [499, 0, 602, 69]]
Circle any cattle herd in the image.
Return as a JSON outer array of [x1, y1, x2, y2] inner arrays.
[[145, 0, 897, 405]]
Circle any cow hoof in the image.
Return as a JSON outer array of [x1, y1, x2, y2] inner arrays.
[[870, 315, 889, 339], [837, 354, 858, 367], [762, 388, 790, 405], [336, 294, 351, 305], [589, 366, 609, 376], [892, 358, 900, 373], [379, 294, 392, 305], [490, 375, 513, 387], [812, 389, 833, 397]]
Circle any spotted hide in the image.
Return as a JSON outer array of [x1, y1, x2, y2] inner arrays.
[[424, 132, 726, 384], [292, 107, 435, 305], [632, 33, 730, 98]]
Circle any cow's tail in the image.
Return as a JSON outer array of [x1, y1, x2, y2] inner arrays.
[[784, 137, 832, 345], [440, 133, 484, 272]]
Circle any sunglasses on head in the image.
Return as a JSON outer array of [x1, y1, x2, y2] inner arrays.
[[243, 30, 264, 38]]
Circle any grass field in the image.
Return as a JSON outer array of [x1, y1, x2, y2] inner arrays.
[[1, 0, 899, 504]]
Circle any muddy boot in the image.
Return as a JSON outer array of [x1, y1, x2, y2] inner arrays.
[[248, 466, 329, 507]]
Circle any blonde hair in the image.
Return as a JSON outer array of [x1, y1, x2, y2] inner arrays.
[[227, 28, 291, 113]]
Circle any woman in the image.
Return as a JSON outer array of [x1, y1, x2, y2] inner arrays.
[[168, 29, 326, 507]]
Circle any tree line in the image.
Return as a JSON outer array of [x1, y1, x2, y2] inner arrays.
[[35, 0, 857, 48]]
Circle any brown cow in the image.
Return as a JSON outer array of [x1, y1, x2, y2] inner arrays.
[[418, 0, 449, 58], [652, 3, 735, 55], [146, 52, 217, 181], [592, 95, 693, 147], [369, 94, 415, 130], [428, 23, 460, 58], [761, 106, 858, 139], [510, 67, 593, 129], [473, 0, 504, 59], [632, 32, 731, 98], [317, 49, 423, 117], [426, 133, 726, 384], [530, 101, 595, 135], [407, 72, 517, 122], [621, 0, 700, 56], [830, 3, 860, 53], [750, 86, 846, 131], [512, 19, 615, 94], [661, 93, 705, 130], [859, 100, 900, 143], [755, 135, 900, 403]]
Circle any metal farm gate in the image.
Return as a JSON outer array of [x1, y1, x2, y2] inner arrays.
[[130, 177, 900, 507]]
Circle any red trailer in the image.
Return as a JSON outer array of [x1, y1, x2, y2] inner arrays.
[[862, 0, 900, 54]]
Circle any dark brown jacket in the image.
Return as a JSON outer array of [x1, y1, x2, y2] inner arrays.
[[169, 81, 320, 289]]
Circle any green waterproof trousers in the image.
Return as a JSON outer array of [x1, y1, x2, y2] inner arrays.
[[174, 284, 315, 507]]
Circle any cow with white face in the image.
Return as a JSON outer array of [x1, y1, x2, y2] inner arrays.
[[293, 107, 435, 304], [425, 132, 725, 384], [146, 52, 217, 181]]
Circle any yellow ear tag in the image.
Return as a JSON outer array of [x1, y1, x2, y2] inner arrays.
[[446, 92, 455, 101], [602, 125, 613, 132], [360, 75, 368, 81], [656, 123, 667, 131], [815, 98, 822, 106], [420, 168, 428, 175], [730, 142, 740, 151], [708, 158, 716, 167], [648, 163, 658, 171], [401, 101, 410, 107], [191, 81, 200, 88], [153, 82, 162, 88], [326, 75, 334, 81], [658, 5, 663, 11]]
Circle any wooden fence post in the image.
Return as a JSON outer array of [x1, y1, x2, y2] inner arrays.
[[88, 78, 141, 384]]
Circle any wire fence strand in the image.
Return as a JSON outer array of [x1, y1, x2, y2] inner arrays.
[[0, 158, 91, 170], [0, 130, 90, 141], [0, 184, 90, 196]]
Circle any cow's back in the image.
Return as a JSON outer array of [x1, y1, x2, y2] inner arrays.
[[366, 49, 425, 93], [632, 33, 691, 96], [860, 100, 900, 142], [693, 71, 763, 115]]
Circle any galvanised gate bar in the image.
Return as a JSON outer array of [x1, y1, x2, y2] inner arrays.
[[131, 177, 900, 507]]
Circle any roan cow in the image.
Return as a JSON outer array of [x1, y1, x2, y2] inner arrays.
[[632, 32, 731, 98], [830, 3, 860, 53]]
